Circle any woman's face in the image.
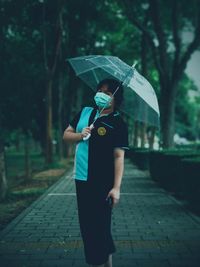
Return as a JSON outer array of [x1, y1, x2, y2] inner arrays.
[[98, 84, 113, 97], [98, 84, 115, 109]]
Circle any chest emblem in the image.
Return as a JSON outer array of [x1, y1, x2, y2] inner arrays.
[[97, 127, 107, 136]]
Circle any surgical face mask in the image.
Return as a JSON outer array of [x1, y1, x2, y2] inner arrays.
[[94, 92, 112, 109]]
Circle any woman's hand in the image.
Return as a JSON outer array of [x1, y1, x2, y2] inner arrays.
[[81, 127, 92, 139], [106, 187, 120, 208]]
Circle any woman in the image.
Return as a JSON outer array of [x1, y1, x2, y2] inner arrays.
[[63, 79, 129, 267]]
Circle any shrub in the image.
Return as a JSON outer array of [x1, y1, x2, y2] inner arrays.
[[127, 147, 150, 170], [180, 157, 200, 211], [149, 149, 200, 193]]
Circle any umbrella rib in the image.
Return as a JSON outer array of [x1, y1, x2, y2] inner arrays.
[[88, 56, 124, 77], [76, 66, 99, 75], [106, 57, 125, 76], [92, 69, 99, 84]]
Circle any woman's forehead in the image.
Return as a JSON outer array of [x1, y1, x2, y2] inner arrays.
[[99, 84, 109, 91]]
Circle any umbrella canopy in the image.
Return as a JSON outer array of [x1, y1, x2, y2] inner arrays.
[[68, 55, 160, 127]]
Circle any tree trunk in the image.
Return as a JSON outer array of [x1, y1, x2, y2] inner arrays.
[[148, 127, 156, 149], [75, 85, 83, 113], [45, 77, 53, 164], [15, 131, 20, 152], [43, 3, 63, 164], [63, 71, 79, 158], [24, 134, 31, 180], [160, 82, 177, 148], [0, 140, 7, 201], [140, 17, 148, 148], [58, 72, 64, 160], [140, 123, 146, 148], [133, 121, 140, 148]]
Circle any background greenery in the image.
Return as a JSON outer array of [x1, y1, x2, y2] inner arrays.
[[0, 0, 200, 209]]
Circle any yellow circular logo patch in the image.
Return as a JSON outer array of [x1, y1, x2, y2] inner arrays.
[[97, 127, 107, 136]]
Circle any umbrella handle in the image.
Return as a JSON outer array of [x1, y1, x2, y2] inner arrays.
[[83, 133, 91, 141], [83, 124, 94, 141]]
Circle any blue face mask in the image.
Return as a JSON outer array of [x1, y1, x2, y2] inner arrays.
[[94, 92, 112, 109]]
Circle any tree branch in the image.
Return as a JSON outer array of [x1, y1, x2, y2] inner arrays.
[[175, 5, 200, 82], [42, 1, 63, 77], [51, 10, 63, 74], [141, 12, 149, 77], [121, 0, 162, 76], [171, 0, 181, 81], [148, 0, 168, 78], [42, 1, 48, 73]]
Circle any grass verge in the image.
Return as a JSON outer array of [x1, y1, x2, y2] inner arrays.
[[0, 153, 73, 231]]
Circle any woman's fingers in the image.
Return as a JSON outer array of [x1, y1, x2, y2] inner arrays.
[[112, 197, 119, 206], [106, 191, 119, 208], [82, 127, 91, 137], [108, 197, 118, 208]]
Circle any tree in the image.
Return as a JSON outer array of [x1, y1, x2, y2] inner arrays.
[[42, 0, 63, 163], [120, 0, 200, 147], [175, 75, 199, 140], [0, 0, 47, 196]]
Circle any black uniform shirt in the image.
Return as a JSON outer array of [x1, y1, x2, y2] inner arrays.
[[70, 107, 129, 185]]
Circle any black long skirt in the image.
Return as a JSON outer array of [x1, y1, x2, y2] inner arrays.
[[75, 178, 116, 265]]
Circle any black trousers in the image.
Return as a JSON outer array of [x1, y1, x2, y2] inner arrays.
[[75, 178, 116, 265]]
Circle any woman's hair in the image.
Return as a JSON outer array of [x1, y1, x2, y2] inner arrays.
[[96, 78, 123, 108]]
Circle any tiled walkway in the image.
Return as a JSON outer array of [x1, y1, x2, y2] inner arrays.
[[0, 160, 200, 267]]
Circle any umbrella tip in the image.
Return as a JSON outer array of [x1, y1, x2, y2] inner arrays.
[[132, 61, 138, 68]]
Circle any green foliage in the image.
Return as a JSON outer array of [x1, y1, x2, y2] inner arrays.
[[175, 75, 200, 140], [0, 0, 46, 145], [149, 148, 200, 194], [0, 0, 199, 149]]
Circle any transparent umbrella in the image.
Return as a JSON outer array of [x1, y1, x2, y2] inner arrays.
[[68, 55, 160, 128]]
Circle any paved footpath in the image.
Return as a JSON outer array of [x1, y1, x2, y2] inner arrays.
[[0, 159, 200, 267]]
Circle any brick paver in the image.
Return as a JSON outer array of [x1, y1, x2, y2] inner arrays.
[[0, 159, 200, 267]]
